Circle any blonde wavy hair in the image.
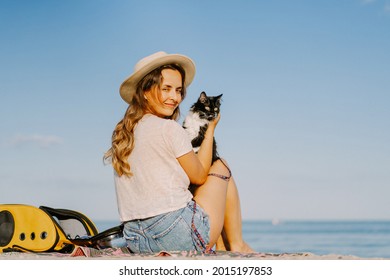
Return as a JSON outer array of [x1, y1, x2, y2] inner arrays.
[[104, 64, 187, 177]]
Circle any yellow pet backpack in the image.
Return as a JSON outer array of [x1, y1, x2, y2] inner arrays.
[[0, 204, 99, 253]]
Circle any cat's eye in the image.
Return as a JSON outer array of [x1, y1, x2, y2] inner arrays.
[[214, 108, 218, 111], [205, 106, 210, 111]]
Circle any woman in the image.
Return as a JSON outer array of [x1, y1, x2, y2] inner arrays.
[[105, 51, 253, 253]]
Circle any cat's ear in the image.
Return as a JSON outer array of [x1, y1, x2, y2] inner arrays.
[[215, 94, 223, 106], [199, 91, 207, 103]]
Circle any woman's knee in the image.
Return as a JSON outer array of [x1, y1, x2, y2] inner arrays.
[[209, 158, 232, 180], [211, 157, 228, 170]]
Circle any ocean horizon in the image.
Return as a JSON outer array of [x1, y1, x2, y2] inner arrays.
[[94, 219, 390, 259]]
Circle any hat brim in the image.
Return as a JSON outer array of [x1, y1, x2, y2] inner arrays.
[[119, 54, 196, 104]]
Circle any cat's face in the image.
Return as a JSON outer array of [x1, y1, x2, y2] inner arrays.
[[193, 91, 223, 121]]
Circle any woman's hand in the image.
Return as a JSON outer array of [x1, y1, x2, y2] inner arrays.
[[203, 113, 220, 142], [208, 113, 221, 130]]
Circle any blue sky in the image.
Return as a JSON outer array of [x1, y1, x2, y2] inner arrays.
[[1, 0, 389, 222]]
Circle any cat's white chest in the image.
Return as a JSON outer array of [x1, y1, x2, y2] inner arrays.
[[183, 112, 209, 141]]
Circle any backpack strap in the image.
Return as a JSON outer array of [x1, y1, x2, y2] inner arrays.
[[39, 206, 98, 239]]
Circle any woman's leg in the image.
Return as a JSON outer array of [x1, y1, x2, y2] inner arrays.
[[216, 234, 228, 250], [193, 159, 254, 252], [192, 159, 229, 248], [220, 175, 254, 252]]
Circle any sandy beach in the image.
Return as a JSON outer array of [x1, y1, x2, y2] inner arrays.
[[0, 246, 384, 260]]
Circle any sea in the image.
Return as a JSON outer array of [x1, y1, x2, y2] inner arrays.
[[94, 220, 390, 259]]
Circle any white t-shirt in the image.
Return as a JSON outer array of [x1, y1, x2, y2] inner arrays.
[[114, 114, 194, 222]]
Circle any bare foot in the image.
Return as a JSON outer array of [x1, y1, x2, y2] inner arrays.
[[229, 241, 256, 253]]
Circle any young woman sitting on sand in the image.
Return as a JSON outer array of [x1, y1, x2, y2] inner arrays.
[[104, 51, 254, 254]]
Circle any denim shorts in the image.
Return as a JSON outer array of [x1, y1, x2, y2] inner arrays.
[[123, 200, 210, 253]]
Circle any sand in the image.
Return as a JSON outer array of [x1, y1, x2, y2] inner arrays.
[[0, 246, 383, 260]]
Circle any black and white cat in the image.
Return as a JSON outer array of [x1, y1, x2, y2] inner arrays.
[[183, 91, 223, 164]]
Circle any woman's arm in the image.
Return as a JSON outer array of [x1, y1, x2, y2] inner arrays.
[[177, 114, 220, 185], [177, 151, 208, 185]]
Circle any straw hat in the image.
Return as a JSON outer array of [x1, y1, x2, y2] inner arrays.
[[119, 51, 196, 104]]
